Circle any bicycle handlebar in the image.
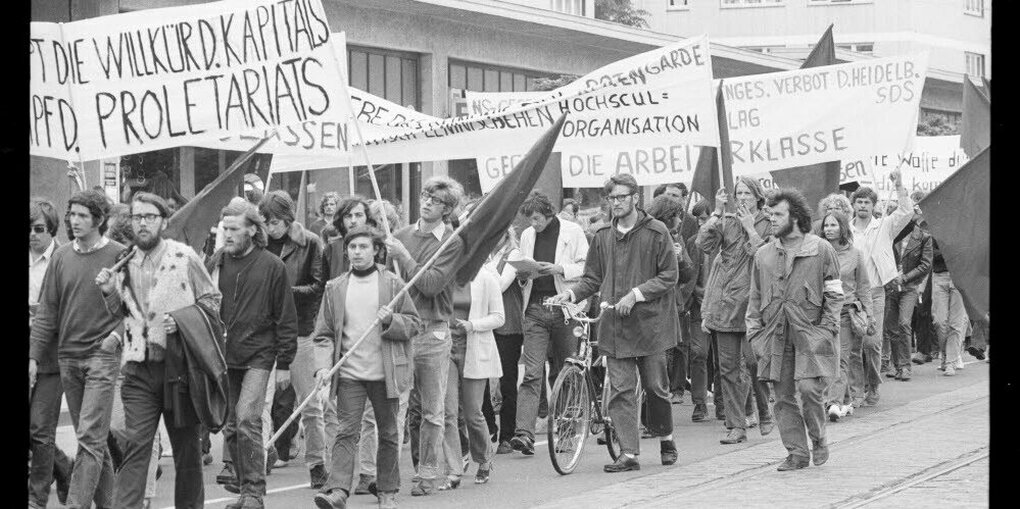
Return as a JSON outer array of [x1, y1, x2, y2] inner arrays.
[[543, 300, 614, 323]]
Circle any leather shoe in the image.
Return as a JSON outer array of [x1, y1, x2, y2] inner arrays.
[[691, 403, 708, 422], [759, 421, 775, 436], [313, 489, 348, 509], [720, 428, 747, 445], [216, 463, 236, 485], [776, 455, 810, 471], [603, 455, 640, 473], [812, 441, 829, 466], [660, 440, 678, 465]]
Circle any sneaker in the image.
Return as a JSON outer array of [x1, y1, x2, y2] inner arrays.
[[691, 403, 708, 422], [496, 440, 514, 454], [509, 434, 535, 456], [603, 454, 640, 473], [899, 368, 911, 381], [377, 491, 398, 509], [966, 346, 986, 360], [309, 464, 328, 489], [720, 428, 747, 445], [410, 479, 435, 497], [864, 390, 880, 407], [745, 415, 758, 428], [216, 463, 236, 485], [313, 489, 348, 509], [354, 474, 376, 495], [827, 404, 841, 422], [437, 476, 461, 491], [944, 365, 957, 376], [660, 440, 678, 465], [474, 463, 492, 484], [776, 454, 810, 471], [954, 359, 965, 370]]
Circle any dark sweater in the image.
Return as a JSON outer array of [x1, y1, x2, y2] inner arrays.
[[393, 222, 464, 323], [30, 241, 126, 369], [532, 216, 560, 298]]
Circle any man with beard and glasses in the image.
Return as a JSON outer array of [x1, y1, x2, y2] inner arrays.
[[848, 170, 911, 407], [30, 190, 126, 509], [205, 201, 298, 509], [697, 177, 776, 446], [28, 198, 74, 508], [96, 192, 221, 509], [747, 189, 843, 472], [549, 173, 680, 473]]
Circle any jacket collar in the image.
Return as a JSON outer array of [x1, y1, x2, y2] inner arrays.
[[771, 233, 823, 258], [278, 221, 310, 260]]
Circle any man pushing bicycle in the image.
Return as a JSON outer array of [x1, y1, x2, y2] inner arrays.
[[548, 174, 681, 473]]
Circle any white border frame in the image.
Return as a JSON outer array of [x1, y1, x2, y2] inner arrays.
[[667, 0, 691, 12], [719, 0, 786, 10], [805, 0, 875, 6]]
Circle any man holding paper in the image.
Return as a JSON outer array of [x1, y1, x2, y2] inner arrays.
[[508, 191, 588, 456]]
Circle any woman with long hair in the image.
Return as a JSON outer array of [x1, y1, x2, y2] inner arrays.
[[820, 211, 874, 421]]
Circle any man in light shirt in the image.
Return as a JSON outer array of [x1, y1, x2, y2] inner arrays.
[[848, 169, 911, 407]]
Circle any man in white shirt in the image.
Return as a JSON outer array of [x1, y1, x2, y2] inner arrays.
[[848, 170, 911, 407]]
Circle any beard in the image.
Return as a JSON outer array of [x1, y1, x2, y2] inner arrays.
[[777, 217, 795, 238], [134, 231, 162, 251], [226, 231, 253, 255]]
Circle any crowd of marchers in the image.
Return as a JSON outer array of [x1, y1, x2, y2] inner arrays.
[[28, 168, 988, 509]]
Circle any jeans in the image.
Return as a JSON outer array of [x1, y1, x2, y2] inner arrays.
[[443, 334, 493, 476], [493, 333, 523, 443], [29, 371, 73, 508], [110, 374, 160, 500], [774, 333, 828, 459], [291, 336, 339, 468], [409, 323, 451, 481], [932, 272, 968, 366], [885, 284, 919, 369], [262, 363, 276, 450], [59, 349, 120, 509], [516, 303, 578, 439], [270, 384, 298, 462], [742, 337, 773, 424], [325, 379, 400, 494], [667, 344, 688, 395], [114, 361, 203, 509], [357, 387, 410, 478], [606, 352, 672, 456], [858, 285, 886, 395], [714, 331, 771, 429], [685, 307, 711, 406], [223, 368, 271, 498], [825, 311, 855, 407]]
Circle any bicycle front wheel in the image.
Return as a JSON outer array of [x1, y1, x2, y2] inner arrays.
[[547, 364, 591, 475]]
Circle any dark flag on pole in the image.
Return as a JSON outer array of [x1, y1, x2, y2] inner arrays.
[[770, 24, 841, 215], [918, 147, 990, 322], [453, 115, 567, 285], [961, 77, 991, 159], [690, 146, 720, 204], [164, 137, 273, 253]]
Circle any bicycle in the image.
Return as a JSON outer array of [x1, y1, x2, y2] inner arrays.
[[543, 300, 640, 474]]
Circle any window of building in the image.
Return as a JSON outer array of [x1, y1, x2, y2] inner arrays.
[[668, 0, 691, 11], [347, 46, 419, 109], [964, 0, 984, 17], [965, 52, 985, 78], [835, 42, 875, 54], [551, 0, 586, 15], [807, 0, 874, 5], [742, 46, 784, 54], [721, 0, 785, 8]]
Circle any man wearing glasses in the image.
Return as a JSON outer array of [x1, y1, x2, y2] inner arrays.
[[96, 192, 221, 508], [549, 174, 680, 473], [383, 177, 464, 496]]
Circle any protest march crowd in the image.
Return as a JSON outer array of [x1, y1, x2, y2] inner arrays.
[[28, 165, 989, 509]]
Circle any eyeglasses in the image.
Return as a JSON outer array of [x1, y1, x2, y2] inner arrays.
[[605, 193, 634, 203], [130, 214, 163, 224], [30, 225, 47, 234], [420, 192, 447, 206]]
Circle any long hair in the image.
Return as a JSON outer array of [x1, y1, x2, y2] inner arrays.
[[519, 191, 555, 218], [368, 199, 402, 231], [67, 189, 111, 236], [259, 190, 296, 225], [30, 197, 60, 236], [220, 200, 267, 248], [319, 192, 341, 217], [817, 193, 852, 218], [646, 194, 685, 227], [767, 188, 813, 234], [422, 176, 464, 222], [734, 176, 766, 210], [333, 195, 376, 239], [821, 211, 853, 246]]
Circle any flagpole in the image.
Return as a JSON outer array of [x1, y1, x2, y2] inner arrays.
[[715, 81, 735, 214], [264, 190, 498, 450]]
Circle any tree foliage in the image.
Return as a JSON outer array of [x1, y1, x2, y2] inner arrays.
[[595, 0, 650, 29], [531, 74, 579, 92], [916, 114, 959, 136]]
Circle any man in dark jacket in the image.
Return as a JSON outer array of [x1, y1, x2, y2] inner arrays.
[[884, 194, 932, 382], [97, 192, 221, 509], [259, 190, 327, 486], [205, 201, 298, 509], [550, 174, 680, 473], [679, 199, 720, 422]]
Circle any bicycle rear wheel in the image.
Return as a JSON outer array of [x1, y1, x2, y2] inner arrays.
[[547, 364, 591, 475]]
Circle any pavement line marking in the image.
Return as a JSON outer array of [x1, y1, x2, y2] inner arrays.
[[835, 447, 989, 508]]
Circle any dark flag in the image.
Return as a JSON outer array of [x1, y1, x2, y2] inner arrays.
[[918, 147, 990, 322], [164, 137, 273, 253], [715, 84, 736, 211], [454, 115, 567, 285], [961, 77, 990, 158], [770, 24, 841, 213], [690, 146, 720, 205]]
